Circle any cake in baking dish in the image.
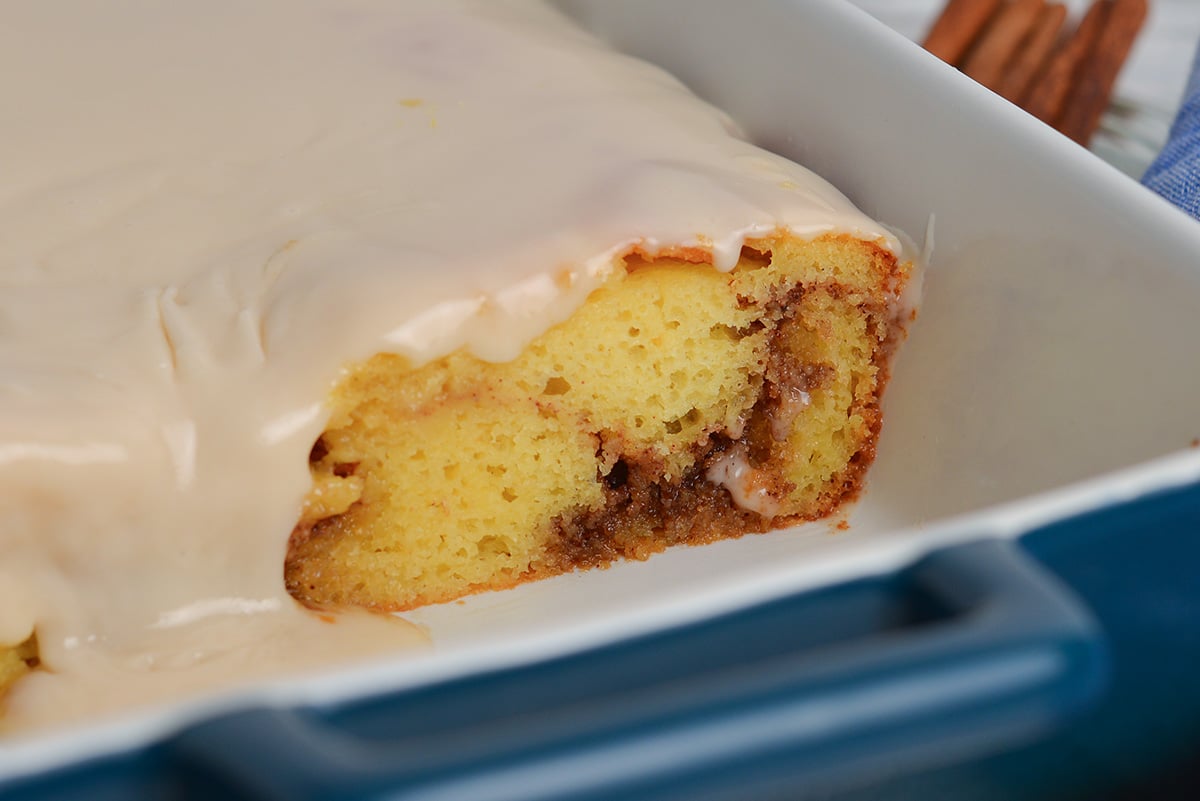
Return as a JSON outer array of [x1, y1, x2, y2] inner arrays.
[[0, 0, 915, 724]]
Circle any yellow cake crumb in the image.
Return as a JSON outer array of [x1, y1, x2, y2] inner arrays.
[[0, 639, 37, 705], [287, 233, 910, 611]]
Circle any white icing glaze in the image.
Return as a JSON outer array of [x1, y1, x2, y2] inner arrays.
[[705, 446, 782, 519], [771, 388, 813, 442], [0, 0, 901, 730]]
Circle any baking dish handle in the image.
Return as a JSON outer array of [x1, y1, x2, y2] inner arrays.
[[160, 538, 1107, 801]]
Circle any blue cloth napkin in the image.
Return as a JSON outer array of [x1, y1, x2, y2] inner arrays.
[[1142, 44, 1200, 218]]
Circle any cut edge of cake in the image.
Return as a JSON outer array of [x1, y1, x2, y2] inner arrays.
[[285, 230, 914, 612]]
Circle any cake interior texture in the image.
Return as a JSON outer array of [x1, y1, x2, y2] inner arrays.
[[287, 233, 910, 612]]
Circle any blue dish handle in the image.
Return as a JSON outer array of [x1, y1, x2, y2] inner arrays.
[[160, 539, 1107, 801]]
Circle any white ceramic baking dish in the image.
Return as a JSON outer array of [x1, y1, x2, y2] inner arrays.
[[3, 0, 1200, 794]]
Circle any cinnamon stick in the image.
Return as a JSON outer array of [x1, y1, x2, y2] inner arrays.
[[923, 0, 1004, 65], [961, 0, 1047, 91], [997, 3, 1068, 104], [1057, 0, 1149, 144], [1023, 0, 1109, 126]]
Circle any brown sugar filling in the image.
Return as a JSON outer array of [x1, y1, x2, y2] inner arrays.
[[544, 453, 768, 573], [541, 310, 877, 573]]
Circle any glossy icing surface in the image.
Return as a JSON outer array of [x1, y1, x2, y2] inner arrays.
[[0, 0, 899, 729]]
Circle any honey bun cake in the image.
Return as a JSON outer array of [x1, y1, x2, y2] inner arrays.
[[0, 0, 916, 728]]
